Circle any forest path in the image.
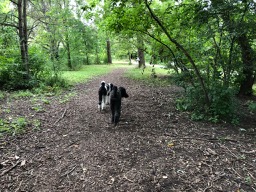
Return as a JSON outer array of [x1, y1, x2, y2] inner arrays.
[[0, 67, 255, 192]]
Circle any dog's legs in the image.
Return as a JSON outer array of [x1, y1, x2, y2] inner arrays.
[[98, 94, 102, 111], [102, 95, 107, 110], [114, 101, 121, 126], [106, 95, 110, 105], [108, 95, 111, 105], [98, 103, 101, 111], [110, 100, 115, 123]]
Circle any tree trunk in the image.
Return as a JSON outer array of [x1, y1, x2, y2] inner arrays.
[[210, 0, 255, 96], [66, 38, 72, 69], [137, 48, 145, 68], [128, 52, 132, 64], [18, 0, 29, 77], [137, 36, 145, 68], [107, 39, 112, 64], [95, 43, 100, 64], [237, 34, 255, 96]]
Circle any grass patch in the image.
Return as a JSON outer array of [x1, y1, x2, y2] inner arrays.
[[61, 64, 132, 85], [0, 116, 42, 137], [125, 65, 173, 86], [0, 117, 28, 136], [1, 64, 131, 101], [10, 90, 35, 99], [59, 92, 77, 104]]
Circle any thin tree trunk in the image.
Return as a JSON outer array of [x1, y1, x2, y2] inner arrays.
[[107, 39, 112, 64], [66, 36, 72, 69], [137, 35, 145, 68], [95, 43, 100, 64], [128, 52, 132, 64], [18, 0, 29, 77]]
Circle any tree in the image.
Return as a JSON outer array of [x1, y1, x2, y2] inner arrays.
[[209, 0, 256, 96], [99, 0, 256, 121], [1, 0, 29, 76], [106, 39, 112, 64]]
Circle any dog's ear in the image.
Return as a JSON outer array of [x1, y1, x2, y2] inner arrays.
[[119, 87, 129, 98], [101, 81, 105, 86]]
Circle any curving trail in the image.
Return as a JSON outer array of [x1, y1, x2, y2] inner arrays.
[[0, 67, 255, 191]]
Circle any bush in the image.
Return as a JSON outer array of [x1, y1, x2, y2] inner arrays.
[[0, 62, 38, 90], [208, 83, 238, 123], [247, 101, 256, 113], [176, 82, 238, 123], [0, 51, 68, 91]]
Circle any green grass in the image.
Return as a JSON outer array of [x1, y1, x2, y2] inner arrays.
[[61, 64, 132, 85], [0, 117, 28, 136], [125, 65, 173, 86], [10, 90, 35, 99]]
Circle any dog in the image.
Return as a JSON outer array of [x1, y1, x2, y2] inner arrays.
[[106, 83, 113, 105], [98, 81, 107, 111], [110, 86, 129, 126]]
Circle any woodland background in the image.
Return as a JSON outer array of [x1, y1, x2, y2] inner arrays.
[[1, 0, 256, 124]]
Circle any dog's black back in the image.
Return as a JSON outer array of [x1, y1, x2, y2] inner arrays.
[[110, 86, 129, 126]]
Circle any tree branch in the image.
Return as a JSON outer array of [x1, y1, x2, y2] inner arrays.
[[0, 22, 18, 29], [144, 0, 210, 106]]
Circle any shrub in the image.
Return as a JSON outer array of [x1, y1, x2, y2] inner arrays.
[[176, 82, 238, 123], [247, 101, 256, 113], [0, 51, 68, 92]]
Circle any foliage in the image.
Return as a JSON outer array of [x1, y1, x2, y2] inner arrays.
[[10, 90, 35, 99], [247, 101, 256, 113], [0, 49, 68, 91], [0, 117, 28, 136], [0, 116, 42, 136], [176, 82, 238, 123], [59, 92, 77, 104]]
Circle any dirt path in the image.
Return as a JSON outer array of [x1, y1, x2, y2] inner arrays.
[[0, 68, 255, 192]]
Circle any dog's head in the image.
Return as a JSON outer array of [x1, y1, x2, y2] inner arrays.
[[119, 87, 129, 98], [106, 83, 113, 92], [109, 83, 113, 90], [100, 81, 105, 87]]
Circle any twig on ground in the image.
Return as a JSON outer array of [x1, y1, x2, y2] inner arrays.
[[203, 182, 213, 192], [60, 165, 77, 178], [0, 161, 21, 177], [220, 145, 239, 159], [54, 108, 67, 125], [168, 136, 238, 143], [123, 175, 134, 183], [14, 180, 23, 192]]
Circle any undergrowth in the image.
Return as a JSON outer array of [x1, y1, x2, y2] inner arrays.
[[0, 117, 28, 136]]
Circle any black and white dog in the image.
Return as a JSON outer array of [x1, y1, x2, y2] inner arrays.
[[110, 86, 129, 126], [106, 83, 113, 105], [98, 81, 107, 111]]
